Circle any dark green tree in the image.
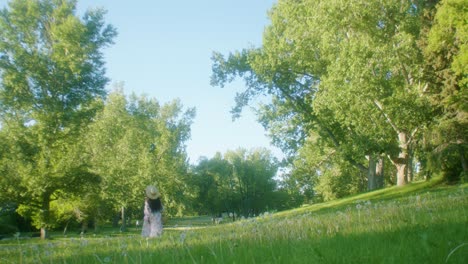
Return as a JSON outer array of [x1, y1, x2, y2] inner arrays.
[[191, 148, 280, 217], [191, 153, 234, 216], [422, 0, 467, 182]]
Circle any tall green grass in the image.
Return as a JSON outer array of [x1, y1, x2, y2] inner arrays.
[[1, 178, 467, 263]]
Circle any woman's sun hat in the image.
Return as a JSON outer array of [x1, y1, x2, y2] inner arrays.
[[145, 185, 160, 199]]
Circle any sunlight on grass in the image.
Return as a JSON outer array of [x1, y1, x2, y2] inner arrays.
[[1, 178, 467, 263]]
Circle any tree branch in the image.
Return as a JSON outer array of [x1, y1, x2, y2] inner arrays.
[[373, 99, 400, 134]]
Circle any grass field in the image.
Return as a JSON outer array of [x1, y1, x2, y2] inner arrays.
[[1, 177, 467, 263]]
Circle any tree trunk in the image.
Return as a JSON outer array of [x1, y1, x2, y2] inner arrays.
[[376, 157, 384, 189], [94, 216, 99, 233], [368, 155, 377, 191], [394, 132, 409, 186], [408, 148, 414, 182], [112, 213, 119, 228], [460, 145, 467, 172], [120, 206, 126, 232], [40, 194, 51, 240], [63, 219, 72, 235], [81, 220, 88, 234]]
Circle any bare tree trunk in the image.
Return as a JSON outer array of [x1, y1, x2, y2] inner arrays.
[[368, 155, 377, 191], [81, 220, 88, 234], [376, 157, 384, 188], [63, 220, 69, 235], [408, 148, 414, 182], [120, 206, 126, 232], [460, 145, 467, 172], [394, 132, 409, 186], [40, 194, 51, 240], [94, 216, 99, 233], [112, 213, 119, 228]]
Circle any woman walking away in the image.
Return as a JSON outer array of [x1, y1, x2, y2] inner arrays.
[[141, 185, 163, 237]]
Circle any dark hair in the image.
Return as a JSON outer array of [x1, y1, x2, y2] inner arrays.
[[148, 197, 162, 213]]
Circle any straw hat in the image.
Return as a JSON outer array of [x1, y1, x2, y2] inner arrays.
[[145, 185, 160, 199]]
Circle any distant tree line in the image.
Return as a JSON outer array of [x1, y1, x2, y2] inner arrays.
[[188, 149, 303, 219]]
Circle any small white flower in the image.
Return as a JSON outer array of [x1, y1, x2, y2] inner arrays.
[[81, 239, 89, 247], [180, 232, 187, 243], [356, 204, 362, 210]]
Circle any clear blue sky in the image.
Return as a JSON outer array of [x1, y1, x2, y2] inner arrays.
[[1, 0, 282, 163], [76, 0, 281, 163]]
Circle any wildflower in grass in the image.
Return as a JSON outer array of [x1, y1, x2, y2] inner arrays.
[[120, 242, 128, 250], [81, 239, 89, 247], [180, 232, 187, 243], [356, 204, 362, 210], [103, 256, 111, 263], [30, 245, 39, 252]]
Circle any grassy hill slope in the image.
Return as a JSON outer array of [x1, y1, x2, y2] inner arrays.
[[1, 177, 467, 263]]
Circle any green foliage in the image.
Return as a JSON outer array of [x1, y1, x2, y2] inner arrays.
[[86, 89, 195, 219], [0, 0, 116, 238], [191, 148, 282, 216], [422, 0, 468, 183], [211, 0, 463, 191], [190, 154, 233, 215]]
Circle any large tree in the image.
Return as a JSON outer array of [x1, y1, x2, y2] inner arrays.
[[86, 90, 195, 226], [308, 0, 435, 186], [211, 0, 437, 188], [0, 0, 116, 239], [423, 0, 467, 182]]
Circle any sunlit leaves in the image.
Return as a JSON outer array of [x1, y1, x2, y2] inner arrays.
[[0, 0, 116, 238], [86, 90, 195, 217]]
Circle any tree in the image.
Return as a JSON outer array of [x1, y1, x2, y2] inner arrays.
[[423, 0, 467, 182], [191, 153, 234, 216], [86, 90, 195, 227], [221, 148, 278, 216], [211, 0, 437, 188], [0, 0, 116, 239], [309, 0, 435, 186], [288, 136, 366, 202], [191, 148, 280, 217]]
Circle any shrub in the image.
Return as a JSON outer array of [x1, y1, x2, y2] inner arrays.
[[0, 223, 18, 235]]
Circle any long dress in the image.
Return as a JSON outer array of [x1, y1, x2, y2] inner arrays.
[[141, 198, 163, 237]]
